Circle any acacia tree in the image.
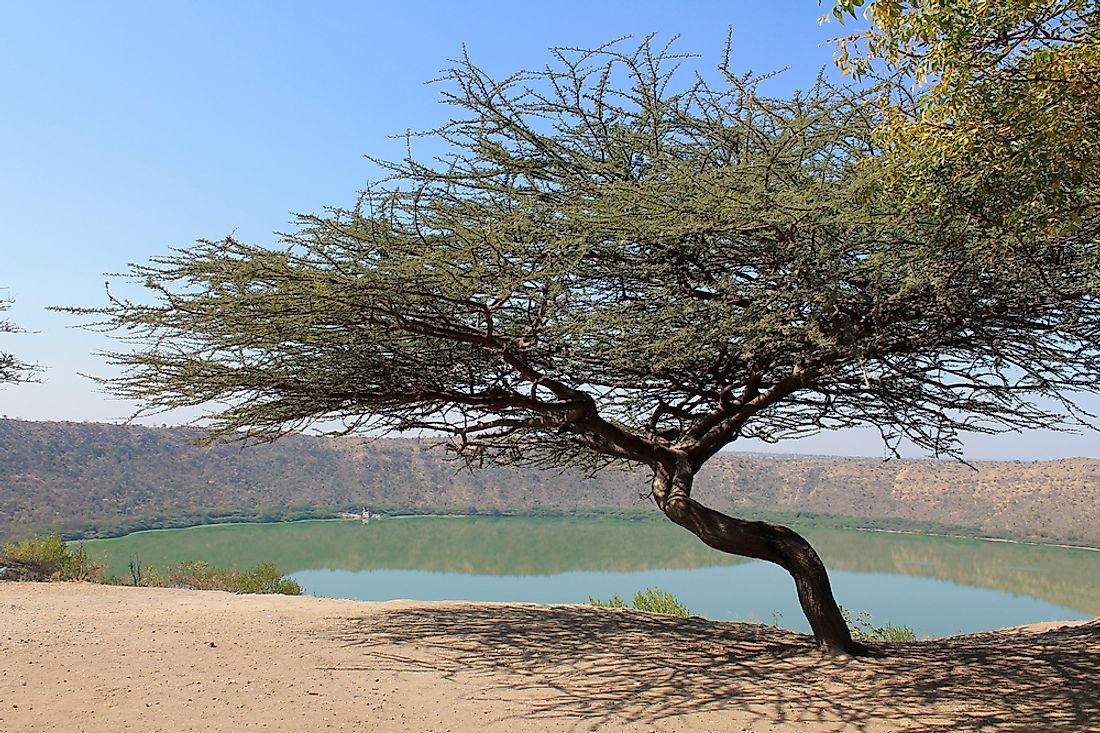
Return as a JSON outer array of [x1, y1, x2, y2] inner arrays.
[[86, 40, 1099, 655], [1, 296, 36, 385]]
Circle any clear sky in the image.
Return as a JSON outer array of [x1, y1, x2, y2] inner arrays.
[[1, 1, 1096, 460]]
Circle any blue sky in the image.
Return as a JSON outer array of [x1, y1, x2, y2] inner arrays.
[[1, 1, 1096, 460]]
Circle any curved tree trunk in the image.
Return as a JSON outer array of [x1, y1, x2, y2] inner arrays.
[[652, 462, 874, 656]]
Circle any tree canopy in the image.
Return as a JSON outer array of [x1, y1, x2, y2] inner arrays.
[[97, 40, 1098, 464], [829, 0, 1098, 239], [84, 37, 1099, 653]]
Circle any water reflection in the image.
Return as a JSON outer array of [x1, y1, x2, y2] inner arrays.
[[83, 515, 1099, 636], [296, 563, 1085, 638]]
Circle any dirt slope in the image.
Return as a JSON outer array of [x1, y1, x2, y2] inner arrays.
[[1, 583, 1097, 732]]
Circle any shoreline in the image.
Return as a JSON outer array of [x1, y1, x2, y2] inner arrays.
[[849, 525, 1100, 553], [67, 510, 1100, 554]]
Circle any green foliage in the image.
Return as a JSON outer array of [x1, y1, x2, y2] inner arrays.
[[841, 606, 916, 643], [829, 1, 1099, 243], [75, 36, 1100, 475], [3, 534, 69, 574], [1, 534, 103, 581], [632, 588, 691, 617], [127, 560, 302, 595], [590, 587, 691, 617], [588, 593, 626, 609], [237, 561, 304, 595]]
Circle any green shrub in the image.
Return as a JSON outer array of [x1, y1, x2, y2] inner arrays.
[[588, 593, 626, 608], [238, 562, 303, 595], [841, 607, 916, 642], [130, 560, 302, 595], [165, 561, 232, 591], [3, 534, 69, 575], [1, 534, 103, 581], [632, 588, 690, 617], [590, 587, 690, 617]]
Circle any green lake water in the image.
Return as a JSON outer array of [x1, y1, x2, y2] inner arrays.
[[81, 516, 1100, 638]]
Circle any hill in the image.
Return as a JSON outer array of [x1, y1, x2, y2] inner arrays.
[[1, 418, 1097, 544]]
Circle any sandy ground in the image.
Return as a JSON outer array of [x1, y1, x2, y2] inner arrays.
[[0, 583, 1097, 733]]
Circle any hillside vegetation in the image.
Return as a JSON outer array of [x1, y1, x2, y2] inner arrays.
[[1, 419, 1096, 544]]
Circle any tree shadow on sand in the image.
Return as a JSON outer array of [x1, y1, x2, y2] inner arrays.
[[333, 604, 1099, 732]]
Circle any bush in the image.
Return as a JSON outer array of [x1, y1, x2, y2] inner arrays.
[[237, 562, 303, 595], [1, 534, 103, 581], [841, 607, 916, 643], [129, 560, 302, 595], [631, 588, 691, 617], [590, 587, 690, 617], [589, 593, 626, 609]]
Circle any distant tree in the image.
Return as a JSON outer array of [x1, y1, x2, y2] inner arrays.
[[81, 39, 1099, 655], [1, 295, 37, 385]]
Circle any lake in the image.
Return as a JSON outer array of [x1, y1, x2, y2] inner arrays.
[[81, 516, 1100, 638]]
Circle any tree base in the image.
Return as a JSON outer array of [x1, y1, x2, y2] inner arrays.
[[820, 639, 886, 659]]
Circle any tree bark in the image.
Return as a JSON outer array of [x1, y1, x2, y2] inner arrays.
[[652, 461, 874, 656]]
